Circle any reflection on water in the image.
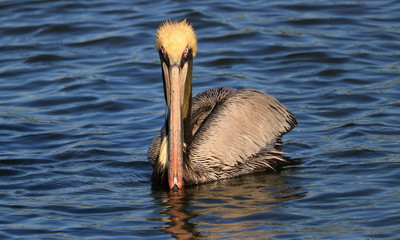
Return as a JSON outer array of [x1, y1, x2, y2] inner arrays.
[[154, 173, 306, 239], [163, 190, 200, 239]]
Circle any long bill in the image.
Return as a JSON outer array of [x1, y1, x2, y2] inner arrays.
[[163, 63, 188, 190]]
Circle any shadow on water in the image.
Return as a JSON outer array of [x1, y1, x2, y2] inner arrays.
[[150, 162, 306, 239]]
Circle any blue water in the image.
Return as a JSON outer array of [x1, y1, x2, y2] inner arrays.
[[1, 0, 399, 239]]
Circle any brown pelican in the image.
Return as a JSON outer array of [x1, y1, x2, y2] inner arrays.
[[148, 20, 297, 190]]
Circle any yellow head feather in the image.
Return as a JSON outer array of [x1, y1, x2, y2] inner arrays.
[[156, 19, 198, 64]]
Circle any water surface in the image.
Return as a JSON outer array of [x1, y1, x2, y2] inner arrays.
[[1, 0, 399, 239]]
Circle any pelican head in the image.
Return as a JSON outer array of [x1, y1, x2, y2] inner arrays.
[[155, 20, 198, 190]]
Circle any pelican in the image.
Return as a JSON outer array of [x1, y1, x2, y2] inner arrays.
[[148, 20, 297, 190]]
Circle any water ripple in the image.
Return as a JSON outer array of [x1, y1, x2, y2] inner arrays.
[[0, 0, 399, 239]]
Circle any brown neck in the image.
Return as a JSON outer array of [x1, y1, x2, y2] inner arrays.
[[182, 59, 193, 158]]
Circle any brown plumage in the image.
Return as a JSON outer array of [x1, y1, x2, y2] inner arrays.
[[148, 20, 297, 189], [148, 87, 297, 185]]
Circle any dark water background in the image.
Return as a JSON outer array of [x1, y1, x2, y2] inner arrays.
[[1, 0, 399, 239]]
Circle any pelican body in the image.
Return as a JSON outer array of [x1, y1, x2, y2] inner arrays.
[[148, 20, 297, 190]]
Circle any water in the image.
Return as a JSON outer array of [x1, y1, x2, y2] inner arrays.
[[1, 0, 399, 239]]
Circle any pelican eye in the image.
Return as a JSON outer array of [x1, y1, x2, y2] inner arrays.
[[160, 47, 168, 60], [182, 46, 190, 59]]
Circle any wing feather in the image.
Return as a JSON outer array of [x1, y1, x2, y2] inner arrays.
[[187, 88, 297, 183]]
